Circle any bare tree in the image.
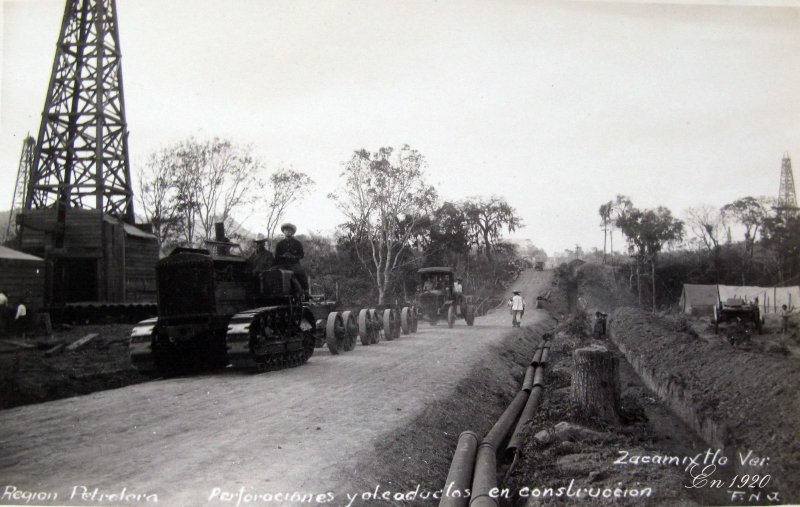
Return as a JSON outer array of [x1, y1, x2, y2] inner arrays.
[[330, 145, 437, 304], [193, 139, 262, 242], [136, 148, 182, 249], [264, 168, 315, 243], [137, 137, 263, 248]]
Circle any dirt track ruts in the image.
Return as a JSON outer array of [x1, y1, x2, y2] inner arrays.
[[0, 271, 550, 507]]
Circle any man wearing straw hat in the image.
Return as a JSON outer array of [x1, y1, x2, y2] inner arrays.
[[508, 290, 525, 328], [274, 223, 310, 300]]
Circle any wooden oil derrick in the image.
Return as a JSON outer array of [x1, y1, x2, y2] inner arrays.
[[5, 136, 36, 239], [779, 153, 797, 209], [16, 0, 157, 310]]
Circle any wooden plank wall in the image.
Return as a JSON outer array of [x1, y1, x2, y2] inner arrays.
[[0, 259, 45, 311], [125, 235, 158, 302], [19, 208, 103, 256]]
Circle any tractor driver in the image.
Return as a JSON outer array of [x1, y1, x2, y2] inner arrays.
[[274, 223, 310, 300], [453, 277, 464, 307]]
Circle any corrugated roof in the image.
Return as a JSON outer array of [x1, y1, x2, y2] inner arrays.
[[0, 245, 44, 262]]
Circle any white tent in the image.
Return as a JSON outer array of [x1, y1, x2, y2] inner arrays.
[[679, 284, 718, 316]]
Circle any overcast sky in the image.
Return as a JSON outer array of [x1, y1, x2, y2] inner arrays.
[[1, 0, 799, 254]]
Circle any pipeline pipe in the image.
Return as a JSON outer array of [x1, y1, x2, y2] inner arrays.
[[483, 390, 529, 450], [532, 366, 545, 388], [504, 385, 544, 461], [539, 347, 550, 366], [469, 442, 498, 507], [530, 347, 543, 366], [521, 365, 535, 393], [439, 431, 481, 507]]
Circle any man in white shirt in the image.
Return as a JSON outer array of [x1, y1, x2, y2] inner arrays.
[[0, 290, 8, 335], [508, 290, 525, 327], [15, 303, 28, 339]]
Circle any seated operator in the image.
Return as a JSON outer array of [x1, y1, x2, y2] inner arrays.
[[274, 223, 310, 300], [248, 234, 274, 274], [453, 277, 464, 305]]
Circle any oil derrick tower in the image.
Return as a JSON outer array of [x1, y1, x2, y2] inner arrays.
[[6, 136, 36, 239], [17, 0, 157, 316], [778, 152, 797, 208]]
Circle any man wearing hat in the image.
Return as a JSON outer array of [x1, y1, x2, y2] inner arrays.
[[508, 290, 525, 328], [274, 223, 310, 299], [249, 234, 275, 274]]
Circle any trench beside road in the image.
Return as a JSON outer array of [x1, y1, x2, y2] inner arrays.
[[0, 271, 551, 507]]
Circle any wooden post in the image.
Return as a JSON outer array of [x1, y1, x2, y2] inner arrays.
[[571, 345, 621, 425]]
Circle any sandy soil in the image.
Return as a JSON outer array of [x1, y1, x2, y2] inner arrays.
[[0, 271, 551, 507]]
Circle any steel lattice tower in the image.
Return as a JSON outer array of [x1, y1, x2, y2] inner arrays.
[[779, 152, 797, 208], [27, 0, 134, 223], [6, 136, 36, 238]]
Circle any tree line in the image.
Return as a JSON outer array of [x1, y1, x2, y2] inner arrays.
[[597, 194, 800, 310], [137, 140, 532, 305]]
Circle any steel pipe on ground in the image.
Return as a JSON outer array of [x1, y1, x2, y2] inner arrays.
[[469, 442, 498, 507], [504, 385, 544, 461], [483, 390, 529, 450], [439, 431, 481, 507], [532, 366, 545, 388], [539, 346, 550, 366], [521, 365, 535, 393], [530, 347, 543, 366]]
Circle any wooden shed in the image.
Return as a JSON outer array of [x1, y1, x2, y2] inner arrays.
[[0, 245, 45, 312], [16, 207, 157, 305]]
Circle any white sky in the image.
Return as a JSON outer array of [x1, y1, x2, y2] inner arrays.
[[1, 0, 799, 254]]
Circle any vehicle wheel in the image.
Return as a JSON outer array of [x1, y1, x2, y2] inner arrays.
[[383, 309, 397, 340], [341, 311, 357, 351], [400, 307, 411, 335], [314, 319, 326, 347], [358, 309, 373, 346], [713, 306, 719, 334], [326, 312, 345, 354], [368, 309, 381, 344], [447, 305, 455, 328], [465, 305, 475, 326]]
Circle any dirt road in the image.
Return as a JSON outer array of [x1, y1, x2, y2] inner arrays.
[[0, 270, 551, 507]]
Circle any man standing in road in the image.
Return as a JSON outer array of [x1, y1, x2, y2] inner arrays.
[[508, 290, 525, 328], [781, 304, 793, 334], [274, 223, 310, 300]]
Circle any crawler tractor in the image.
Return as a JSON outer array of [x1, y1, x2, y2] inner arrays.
[[129, 239, 317, 375]]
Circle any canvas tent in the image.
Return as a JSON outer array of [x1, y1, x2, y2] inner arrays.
[[679, 284, 718, 316]]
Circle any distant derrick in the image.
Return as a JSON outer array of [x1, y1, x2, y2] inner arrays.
[[27, 0, 134, 223], [6, 136, 36, 238], [778, 152, 797, 208]]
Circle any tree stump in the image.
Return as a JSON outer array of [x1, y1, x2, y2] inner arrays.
[[571, 345, 621, 424]]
